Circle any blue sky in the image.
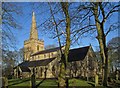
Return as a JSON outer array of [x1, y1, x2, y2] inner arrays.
[[10, 2, 119, 51], [12, 2, 58, 49]]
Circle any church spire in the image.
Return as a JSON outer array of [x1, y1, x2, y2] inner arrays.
[[30, 12, 38, 40]]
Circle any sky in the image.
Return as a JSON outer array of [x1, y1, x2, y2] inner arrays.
[[7, 2, 119, 51]]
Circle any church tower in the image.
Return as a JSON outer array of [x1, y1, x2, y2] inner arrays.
[[24, 12, 44, 61]]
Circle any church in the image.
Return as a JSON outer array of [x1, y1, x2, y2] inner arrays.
[[13, 12, 98, 79]]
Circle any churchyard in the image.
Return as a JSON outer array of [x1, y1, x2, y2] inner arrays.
[[8, 78, 101, 87], [1, 77, 119, 87], [2, 1, 120, 88]]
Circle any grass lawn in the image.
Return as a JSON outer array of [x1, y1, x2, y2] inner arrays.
[[8, 78, 31, 87], [8, 78, 101, 87]]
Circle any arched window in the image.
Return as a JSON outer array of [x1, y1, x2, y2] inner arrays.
[[37, 45, 39, 51]]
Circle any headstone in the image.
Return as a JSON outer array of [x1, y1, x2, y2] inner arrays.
[[95, 74, 98, 86], [116, 71, 119, 81]]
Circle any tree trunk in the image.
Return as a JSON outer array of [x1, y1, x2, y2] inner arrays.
[[58, 61, 66, 87], [93, 3, 108, 87], [31, 68, 36, 88], [58, 2, 71, 87]]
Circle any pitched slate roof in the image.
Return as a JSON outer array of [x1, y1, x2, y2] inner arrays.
[[31, 46, 64, 56], [17, 57, 56, 67], [15, 46, 92, 69], [20, 66, 31, 72], [68, 46, 90, 62]]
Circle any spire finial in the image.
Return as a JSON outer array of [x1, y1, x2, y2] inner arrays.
[[32, 11, 35, 16]]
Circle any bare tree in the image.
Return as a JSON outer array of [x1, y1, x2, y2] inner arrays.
[[107, 37, 120, 72], [2, 2, 22, 50], [72, 2, 119, 86], [2, 2, 22, 78], [33, 2, 119, 87], [47, 2, 71, 87], [2, 50, 17, 77]]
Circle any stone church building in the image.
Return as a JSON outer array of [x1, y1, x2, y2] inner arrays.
[[14, 12, 98, 79]]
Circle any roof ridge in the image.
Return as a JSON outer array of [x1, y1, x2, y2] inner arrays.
[[31, 46, 64, 56], [70, 45, 90, 50]]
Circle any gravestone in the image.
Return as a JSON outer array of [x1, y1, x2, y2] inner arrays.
[[95, 74, 98, 86], [116, 71, 119, 81]]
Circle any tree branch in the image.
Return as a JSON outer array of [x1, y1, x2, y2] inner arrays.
[[105, 23, 118, 36], [105, 4, 120, 20], [48, 2, 63, 54], [99, 2, 106, 24]]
